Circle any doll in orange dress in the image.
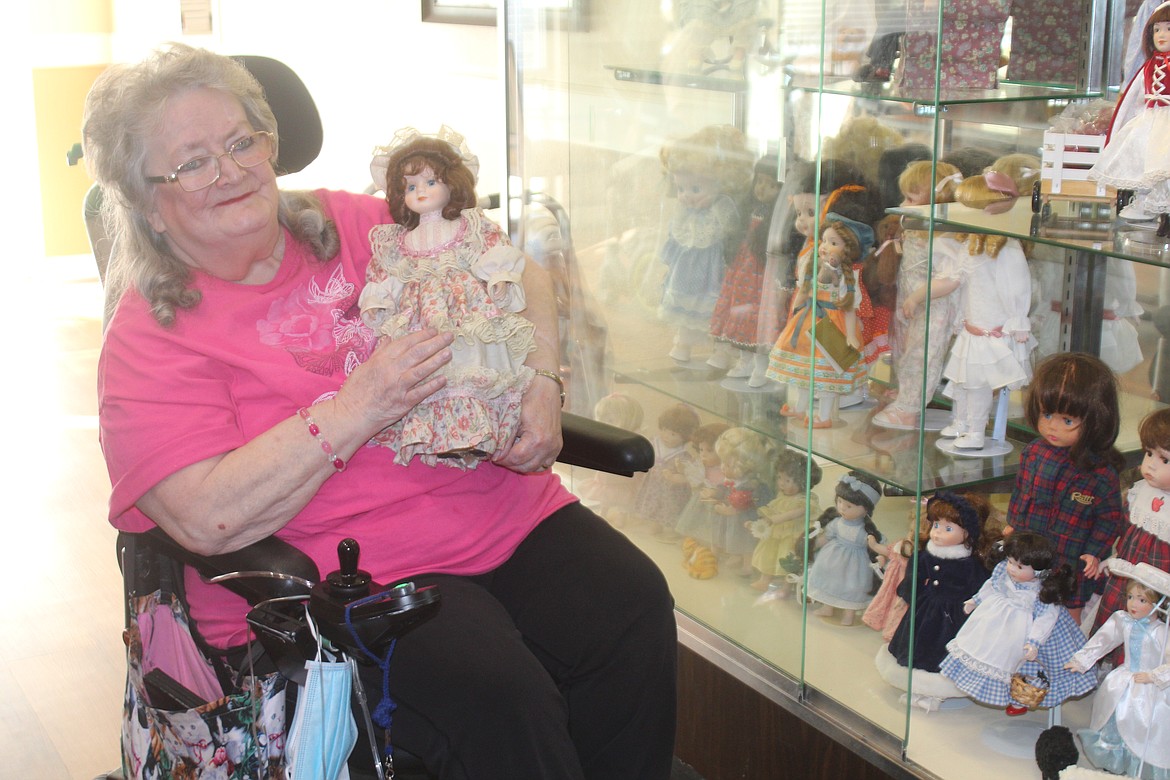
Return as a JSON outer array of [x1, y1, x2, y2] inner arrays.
[[361, 126, 535, 468]]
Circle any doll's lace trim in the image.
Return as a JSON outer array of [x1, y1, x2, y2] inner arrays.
[[1130, 505, 1170, 542], [942, 644, 1013, 684]]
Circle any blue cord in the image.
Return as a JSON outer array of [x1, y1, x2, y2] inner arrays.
[[342, 593, 400, 732]]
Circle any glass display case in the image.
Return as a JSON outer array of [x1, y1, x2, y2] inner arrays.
[[503, 0, 1167, 776]]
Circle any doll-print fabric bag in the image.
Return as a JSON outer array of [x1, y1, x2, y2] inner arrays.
[[121, 589, 287, 779]]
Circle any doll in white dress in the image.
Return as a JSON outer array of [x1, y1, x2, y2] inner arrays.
[[939, 531, 1097, 714], [1067, 559, 1170, 779], [871, 160, 962, 428], [937, 174, 1035, 450], [579, 393, 646, 527], [1090, 3, 1170, 227], [806, 471, 886, 626], [361, 126, 535, 468]]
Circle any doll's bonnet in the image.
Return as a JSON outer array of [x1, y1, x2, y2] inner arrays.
[[1101, 557, 1170, 600], [369, 125, 480, 192], [926, 491, 981, 549]]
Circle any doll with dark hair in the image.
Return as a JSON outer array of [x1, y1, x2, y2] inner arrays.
[[708, 153, 782, 378], [1091, 1, 1170, 229], [1093, 408, 1170, 638], [1007, 353, 1127, 622], [939, 531, 1097, 714], [805, 471, 885, 625], [361, 126, 535, 468], [939, 147, 996, 180], [875, 492, 993, 711], [748, 449, 823, 591]]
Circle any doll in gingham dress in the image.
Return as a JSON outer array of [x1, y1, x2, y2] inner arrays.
[[939, 532, 1097, 714]]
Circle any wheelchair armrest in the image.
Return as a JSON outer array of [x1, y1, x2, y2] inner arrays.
[[137, 527, 319, 604], [557, 412, 654, 477]]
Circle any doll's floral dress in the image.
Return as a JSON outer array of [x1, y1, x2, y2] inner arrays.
[[360, 208, 535, 468]]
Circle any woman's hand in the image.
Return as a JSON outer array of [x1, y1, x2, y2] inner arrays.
[[493, 371, 563, 473], [336, 328, 454, 430]]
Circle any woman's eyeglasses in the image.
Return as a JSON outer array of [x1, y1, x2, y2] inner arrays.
[[146, 131, 275, 192]]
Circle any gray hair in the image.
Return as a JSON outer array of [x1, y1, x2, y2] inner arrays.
[[82, 43, 337, 327]]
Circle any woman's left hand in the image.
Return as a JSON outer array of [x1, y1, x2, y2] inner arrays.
[[493, 372, 563, 473]]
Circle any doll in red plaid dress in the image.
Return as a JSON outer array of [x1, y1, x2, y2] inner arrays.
[[1006, 353, 1127, 623]]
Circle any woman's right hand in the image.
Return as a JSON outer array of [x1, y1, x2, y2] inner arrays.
[[338, 328, 454, 432]]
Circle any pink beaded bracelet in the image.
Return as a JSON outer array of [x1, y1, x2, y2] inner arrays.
[[298, 407, 346, 472]]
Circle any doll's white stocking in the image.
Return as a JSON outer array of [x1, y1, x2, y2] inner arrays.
[[727, 348, 754, 378], [707, 341, 737, 369], [816, 394, 839, 425], [954, 386, 993, 449], [747, 352, 772, 387], [940, 387, 969, 438], [670, 326, 706, 362], [784, 384, 810, 417]]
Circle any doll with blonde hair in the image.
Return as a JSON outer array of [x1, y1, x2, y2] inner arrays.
[[747, 449, 823, 591], [658, 125, 754, 362], [872, 160, 963, 428], [580, 393, 646, 527], [935, 174, 1034, 451], [1067, 560, 1170, 777], [708, 427, 775, 575], [361, 126, 535, 468], [675, 421, 733, 546]]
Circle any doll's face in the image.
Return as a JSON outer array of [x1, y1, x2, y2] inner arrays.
[[836, 496, 867, 521], [776, 471, 800, 496], [660, 427, 687, 448], [404, 166, 451, 217], [791, 193, 821, 238], [1141, 445, 1170, 491], [1036, 411, 1083, 450], [1006, 557, 1037, 583], [929, 517, 968, 548], [1154, 21, 1170, 53], [753, 173, 781, 206], [722, 455, 748, 480], [674, 171, 719, 210], [901, 187, 929, 207], [819, 226, 850, 267], [1127, 587, 1157, 619], [698, 440, 720, 467]]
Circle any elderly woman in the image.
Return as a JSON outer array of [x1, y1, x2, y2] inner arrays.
[[84, 44, 676, 780]]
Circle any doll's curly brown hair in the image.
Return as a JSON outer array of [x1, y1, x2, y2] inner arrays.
[[382, 137, 478, 228]]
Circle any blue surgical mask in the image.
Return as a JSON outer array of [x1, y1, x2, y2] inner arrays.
[[284, 613, 358, 780]]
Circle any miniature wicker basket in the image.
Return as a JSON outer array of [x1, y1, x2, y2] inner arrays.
[[1009, 670, 1050, 709]]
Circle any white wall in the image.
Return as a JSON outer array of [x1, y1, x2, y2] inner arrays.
[[107, 0, 505, 196]]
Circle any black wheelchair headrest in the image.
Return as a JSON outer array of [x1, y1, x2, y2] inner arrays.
[[234, 55, 323, 176]]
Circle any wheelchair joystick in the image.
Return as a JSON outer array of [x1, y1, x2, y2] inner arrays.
[[324, 537, 372, 600]]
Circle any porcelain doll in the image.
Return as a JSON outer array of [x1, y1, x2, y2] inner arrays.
[[806, 471, 886, 626], [1095, 409, 1170, 637], [936, 174, 1035, 450], [709, 154, 781, 379], [768, 213, 873, 428], [675, 421, 733, 546], [579, 393, 646, 527], [708, 427, 775, 575], [361, 126, 535, 469], [658, 125, 754, 362], [1007, 352, 1127, 622], [747, 449, 823, 592], [863, 497, 928, 638], [631, 403, 701, 536], [939, 531, 1098, 714], [875, 493, 994, 712], [1068, 560, 1170, 778], [871, 160, 963, 428], [1091, 2, 1170, 228]]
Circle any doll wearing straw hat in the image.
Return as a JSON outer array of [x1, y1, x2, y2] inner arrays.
[[1066, 558, 1170, 778]]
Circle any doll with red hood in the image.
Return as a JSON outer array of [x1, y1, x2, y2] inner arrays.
[[1090, 1, 1170, 232]]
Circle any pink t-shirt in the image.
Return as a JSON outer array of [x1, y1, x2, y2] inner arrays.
[[99, 189, 574, 647]]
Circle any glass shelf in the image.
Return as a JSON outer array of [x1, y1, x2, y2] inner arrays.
[[789, 73, 1102, 106], [606, 64, 748, 93], [894, 199, 1170, 269]]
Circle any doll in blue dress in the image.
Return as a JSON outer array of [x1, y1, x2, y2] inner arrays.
[[657, 124, 754, 362], [939, 531, 1097, 715], [806, 471, 886, 626]]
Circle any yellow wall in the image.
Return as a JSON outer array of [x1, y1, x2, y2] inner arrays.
[[34, 65, 107, 256]]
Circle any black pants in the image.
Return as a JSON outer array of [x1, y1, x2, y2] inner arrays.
[[358, 502, 678, 780]]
